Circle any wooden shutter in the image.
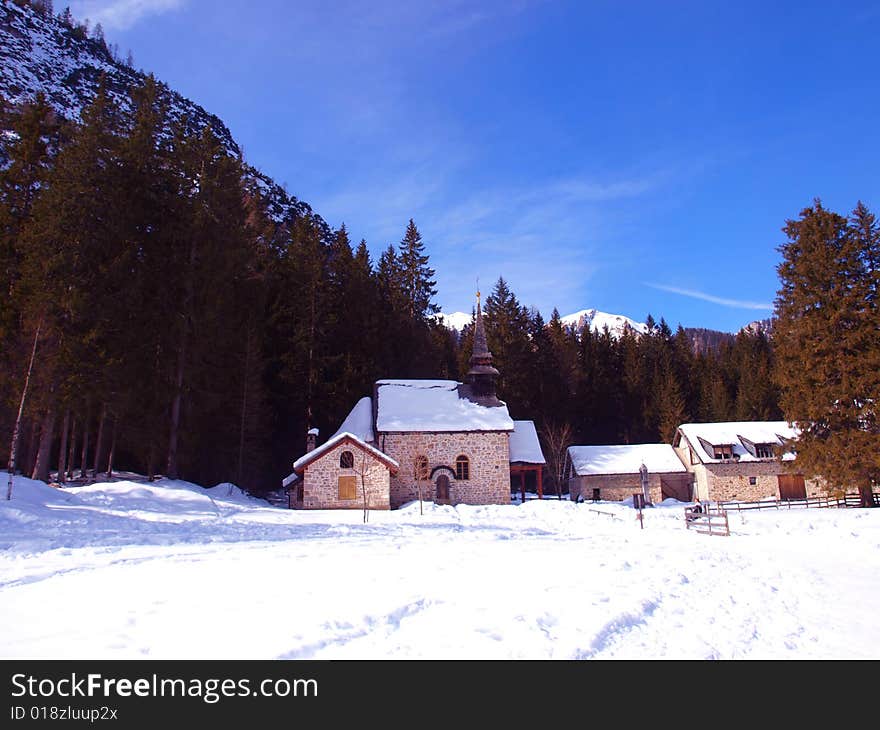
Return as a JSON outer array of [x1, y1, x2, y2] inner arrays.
[[338, 475, 357, 500]]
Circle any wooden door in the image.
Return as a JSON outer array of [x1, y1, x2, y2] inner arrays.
[[778, 474, 806, 500], [660, 474, 692, 502], [436, 474, 450, 501]]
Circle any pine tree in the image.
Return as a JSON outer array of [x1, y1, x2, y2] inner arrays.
[[483, 277, 532, 411], [14, 81, 122, 482], [162, 126, 254, 483], [322, 224, 364, 425], [349, 239, 382, 387], [0, 94, 61, 345], [397, 219, 438, 321], [774, 200, 880, 506], [656, 364, 688, 443], [0, 94, 63, 451], [732, 331, 780, 421], [538, 307, 578, 425]]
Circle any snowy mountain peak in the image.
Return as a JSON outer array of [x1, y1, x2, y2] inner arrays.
[[434, 307, 647, 339], [559, 309, 648, 338], [741, 317, 775, 337], [434, 311, 473, 331]]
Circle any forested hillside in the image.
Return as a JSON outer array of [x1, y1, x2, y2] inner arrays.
[[1, 0, 782, 493]]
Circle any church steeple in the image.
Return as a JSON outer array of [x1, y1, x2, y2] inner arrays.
[[467, 290, 499, 400]]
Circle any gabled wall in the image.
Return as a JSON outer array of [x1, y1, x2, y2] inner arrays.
[[296, 441, 391, 510], [675, 434, 822, 501], [380, 431, 511, 508]]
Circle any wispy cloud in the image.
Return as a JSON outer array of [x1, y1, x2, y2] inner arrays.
[[427, 173, 664, 315], [647, 283, 772, 311], [70, 0, 185, 31], [315, 156, 669, 318]]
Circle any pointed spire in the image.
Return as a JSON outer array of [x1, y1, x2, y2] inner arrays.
[[471, 289, 492, 363], [467, 290, 499, 399]]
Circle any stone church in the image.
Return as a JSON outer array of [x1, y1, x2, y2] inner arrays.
[[282, 295, 545, 509]]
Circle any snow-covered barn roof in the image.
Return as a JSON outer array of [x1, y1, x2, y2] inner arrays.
[[509, 420, 546, 464], [331, 396, 375, 443], [292, 432, 399, 474], [281, 471, 300, 488], [673, 421, 799, 464], [567, 444, 687, 476], [375, 379, 514, 433]]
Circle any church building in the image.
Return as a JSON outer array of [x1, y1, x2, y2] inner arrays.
[[282, 295, 544, 509]]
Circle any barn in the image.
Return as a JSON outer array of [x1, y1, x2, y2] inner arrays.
[[565, 443, 692, 503]]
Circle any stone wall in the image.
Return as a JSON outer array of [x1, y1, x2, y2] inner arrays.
[[568, 473, 664, 503], [294, 440, 391, 510], [380, 431, 511, 508], [700, 462, 823, 502]]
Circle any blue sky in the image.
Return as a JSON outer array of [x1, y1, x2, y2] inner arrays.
[[71, 0, 880, 332]]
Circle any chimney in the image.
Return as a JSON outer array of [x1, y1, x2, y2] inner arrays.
[[306, 427, 319, 452]]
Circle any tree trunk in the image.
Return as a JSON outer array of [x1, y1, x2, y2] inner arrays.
[[23, 418, 40, 480], [57, 410, 70, 484], [105, 417, 117, 480], [859, 483, 876, 508], [79, 406, 91, 481], [31, 407, 56, 482], [166, 343, 185, 480], [66, 418, 77, 480], [362, 477, 369, 523], [306, 276, 317, 431], [167, 234, 196, 481], [236, 327, 253, 487], [360, 452, 369, 523], [92, 403, 107, 478], [147, 442, 157, 481], [6, 319, 42, 500]]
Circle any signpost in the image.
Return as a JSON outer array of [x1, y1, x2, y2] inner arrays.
[[633, 492, 645, 529]]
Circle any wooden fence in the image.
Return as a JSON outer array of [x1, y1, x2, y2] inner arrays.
[[716, 491, 880, 513], [588, 508, 621, 521], [684, 506, 729, 536]]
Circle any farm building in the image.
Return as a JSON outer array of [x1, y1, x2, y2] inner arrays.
[[565, 443, 692, 503], [672, 421, 823, 502]]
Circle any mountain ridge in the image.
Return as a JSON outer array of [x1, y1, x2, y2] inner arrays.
[[437, 307, 764, 352], [0, 0, 321, 228]]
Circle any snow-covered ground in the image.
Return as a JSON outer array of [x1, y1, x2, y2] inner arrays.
[[1, 475, 877, 660]]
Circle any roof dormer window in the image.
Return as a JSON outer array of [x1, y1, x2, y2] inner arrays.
[[713, 445, 734, 461], [755, 444, 774, 459]]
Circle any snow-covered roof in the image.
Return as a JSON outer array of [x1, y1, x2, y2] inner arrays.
[[675, 421, 799, 464], [509, 421, 546, 464], [330, 396, 375, 443], [281, 472, 299, 488], [567, 444, 687, 476], [375, 380, 514, 433], [292, 432, 399, 473]]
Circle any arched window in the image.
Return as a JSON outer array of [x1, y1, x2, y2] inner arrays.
[[455, 455, 470, 481], [415, 455, 429, 481], [340, 450, 354, 469]]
